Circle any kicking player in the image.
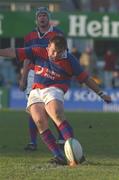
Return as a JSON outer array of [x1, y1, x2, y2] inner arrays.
[[0, 35, 112, 166], [19, 7, 65, 151]]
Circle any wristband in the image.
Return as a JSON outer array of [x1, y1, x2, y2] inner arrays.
[[97, 91, 105, 98]]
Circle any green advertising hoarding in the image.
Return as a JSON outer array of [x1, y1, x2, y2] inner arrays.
[[0, 11, 35, 37], [0, 87, 9, 109], [0, 11, 119, 39]]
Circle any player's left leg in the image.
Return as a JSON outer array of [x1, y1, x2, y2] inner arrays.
[[45, 99, 74, 141]]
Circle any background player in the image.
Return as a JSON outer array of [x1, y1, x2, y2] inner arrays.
[[19, 7, 65, 151]]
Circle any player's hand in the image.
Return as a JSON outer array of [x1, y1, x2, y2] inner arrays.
[[19, 79, 27, 91], [101, 95, 112, 103]]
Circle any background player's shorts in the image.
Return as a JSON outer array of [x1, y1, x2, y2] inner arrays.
[[25, 69, 35, 98], [27, 87, 64, 112]]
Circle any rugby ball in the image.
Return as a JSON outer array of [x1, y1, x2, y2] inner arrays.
[[64, 138, 83, 166]]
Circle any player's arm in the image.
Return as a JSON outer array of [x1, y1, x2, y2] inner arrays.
[[0, 48, 16, 58], [84, 77, 112, 103], [71, 55, 112, 104], [0, 47, 34, 61], [19, 59, 30, 91]]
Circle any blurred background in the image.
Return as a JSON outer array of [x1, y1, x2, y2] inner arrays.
[[0, 0, 119, 111]]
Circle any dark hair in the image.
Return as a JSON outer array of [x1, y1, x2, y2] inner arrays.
[[49, 35, 67, 52]]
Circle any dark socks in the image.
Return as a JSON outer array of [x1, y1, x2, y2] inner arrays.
[[29, 115, 38, 145]]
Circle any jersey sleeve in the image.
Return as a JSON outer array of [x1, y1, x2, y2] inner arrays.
[[15, 47, 34, 62], [69, 54, 89, 83], [16, 47, 48, 62]]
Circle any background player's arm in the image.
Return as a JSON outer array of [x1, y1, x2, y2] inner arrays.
[[0, 48, 16, 58], [19, 59, 30, 91]]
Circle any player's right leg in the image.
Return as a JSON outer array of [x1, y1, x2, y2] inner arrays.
[[45, 99, 74, 141]]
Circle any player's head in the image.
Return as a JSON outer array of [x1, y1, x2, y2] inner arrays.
[[36, 7, 51, 28], [47, 35, 67, 61]]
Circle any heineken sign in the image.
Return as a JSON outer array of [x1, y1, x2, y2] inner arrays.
[[68, 15, 119, 38], [0, 11, 119, 39]]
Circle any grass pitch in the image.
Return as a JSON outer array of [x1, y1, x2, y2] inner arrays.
[[0, 110, 119, 180]]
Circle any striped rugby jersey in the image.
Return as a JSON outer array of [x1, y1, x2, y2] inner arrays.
[[16, 47, 89, 93], [24, 26, 64, 48]]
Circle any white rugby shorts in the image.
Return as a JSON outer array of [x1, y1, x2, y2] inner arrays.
[[27, 87, 64, 111]]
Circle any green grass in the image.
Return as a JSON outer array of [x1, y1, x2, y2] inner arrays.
[[0, 110, 119, 180]]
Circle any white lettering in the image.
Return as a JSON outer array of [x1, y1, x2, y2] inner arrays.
[[88, 92, 100, 101], [68, 14, 119, 38], [102, 16, 110, 37], [74, 91, 85, 101], [68, 15, 87, 37], [74, 91, 101, 101], [111, 21, 119, 37], [64, 90, 72, 100], [0, 15, 4, 35], [103, 104, 119, 112], [87, 21, 102, 37]]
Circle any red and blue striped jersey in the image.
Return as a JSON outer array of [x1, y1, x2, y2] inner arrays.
[[24, 26, 64, 71], [16, 47, 89, 93], [24, 26, 64, 48]]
